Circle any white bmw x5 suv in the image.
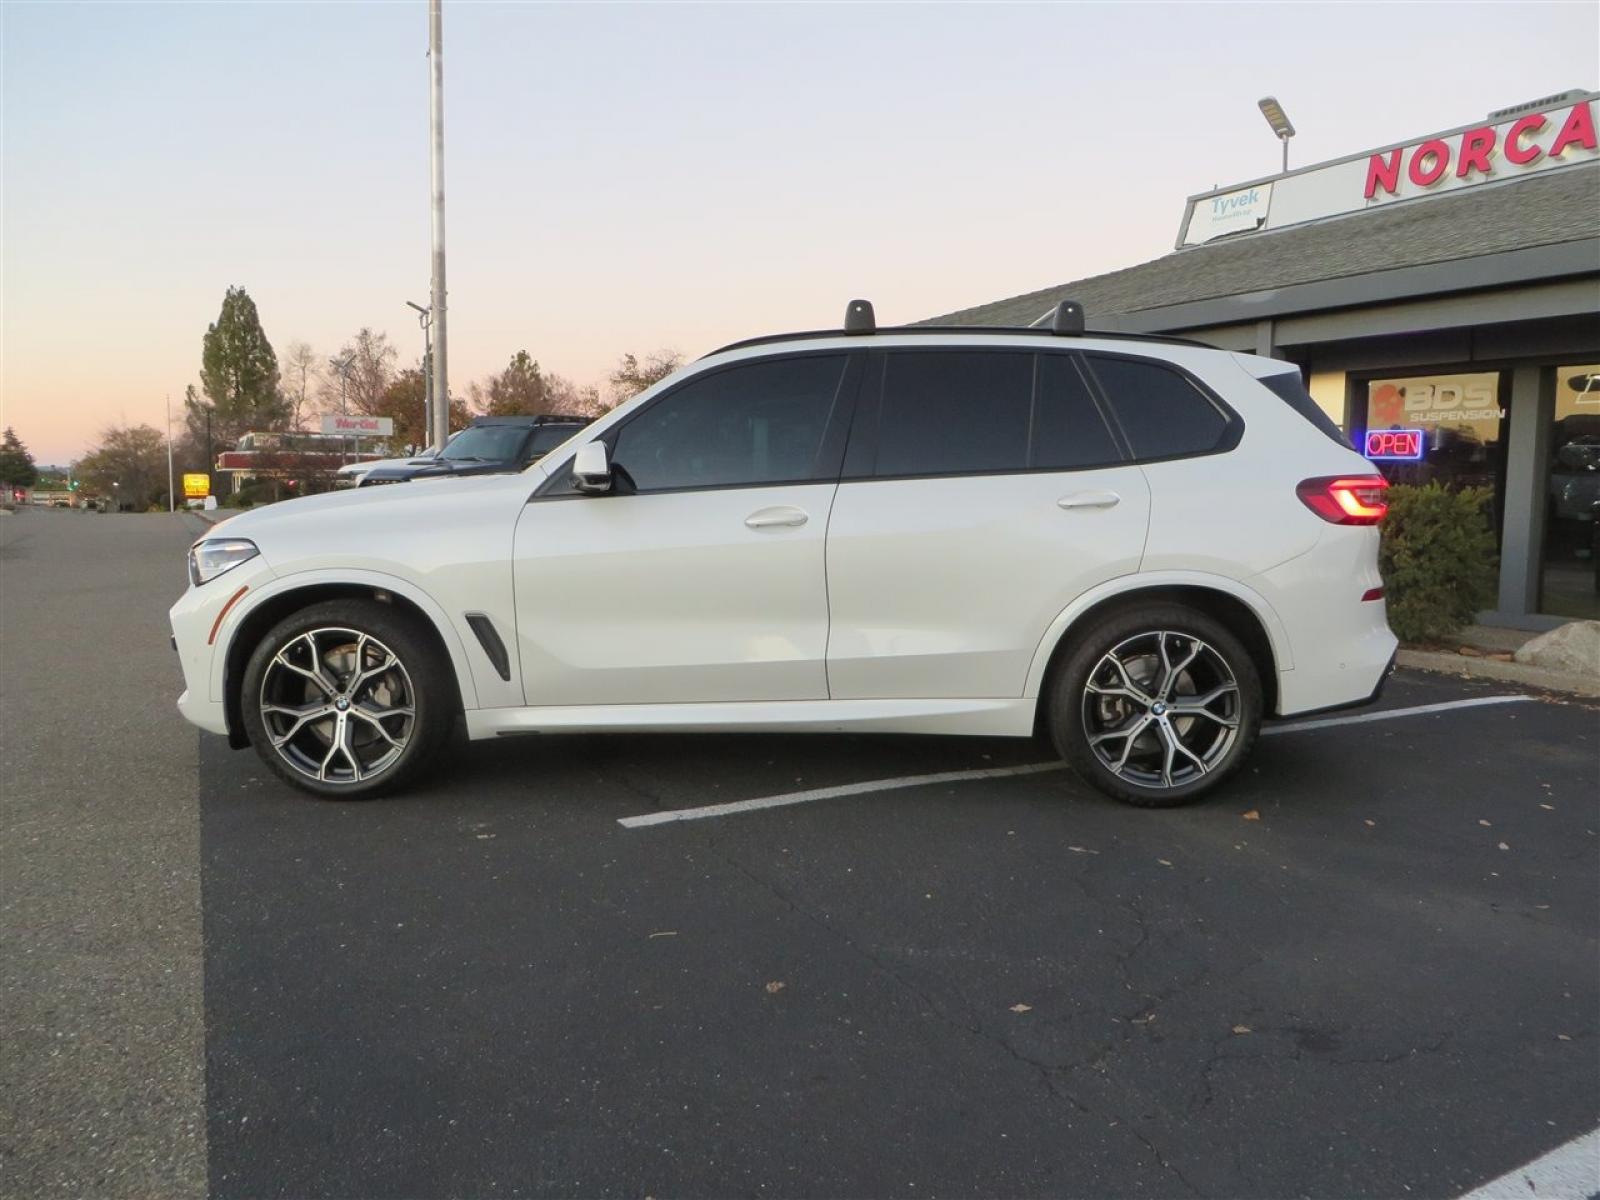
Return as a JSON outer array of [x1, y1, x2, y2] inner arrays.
[[171, 301, 1397, 807]]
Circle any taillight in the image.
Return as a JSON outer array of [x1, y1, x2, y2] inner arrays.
[[1296, 474, 1389, 525]]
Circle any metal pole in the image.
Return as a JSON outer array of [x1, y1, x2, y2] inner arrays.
[[423, 318, 433, 444], [165, 392, 176, 512], [428, 0, 450, 450], [1281, 135, 1289, 174]]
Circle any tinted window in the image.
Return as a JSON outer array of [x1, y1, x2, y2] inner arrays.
[[1034, 355, 1123, 469], [612, 355, 845, 491], [440, 424, 531, 462], [528, 424, 583, 457], [1088, 356, 1228, 459], [877, 351, 1034, 476], [1259, 370, 1347, 446]]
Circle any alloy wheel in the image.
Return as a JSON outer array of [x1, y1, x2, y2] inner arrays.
[[258, 626, 416, 786], [1080, 629, 1241, 790]]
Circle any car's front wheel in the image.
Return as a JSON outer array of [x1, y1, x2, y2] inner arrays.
[[239, 599, 453, 799], [1048, 604, 1262, 807]]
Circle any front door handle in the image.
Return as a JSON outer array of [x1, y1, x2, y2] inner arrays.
[[745, 505, 809, 529], [1058, 491, 1121, 510]]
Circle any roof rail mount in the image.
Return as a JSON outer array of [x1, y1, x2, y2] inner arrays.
[[1050, 299, 1085, 335], [844, 299, 875, 335]]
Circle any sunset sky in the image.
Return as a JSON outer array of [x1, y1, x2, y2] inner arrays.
[[3, 1, 1596, 466]]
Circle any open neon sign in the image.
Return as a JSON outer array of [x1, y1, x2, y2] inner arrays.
[[1364, 428, 1426, 461]]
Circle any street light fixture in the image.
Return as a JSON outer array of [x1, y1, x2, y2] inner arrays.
[[1257, 96, 1296, 173]]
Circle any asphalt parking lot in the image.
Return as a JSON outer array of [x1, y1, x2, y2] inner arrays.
[[201, 677, 1598, 1199], [4, 509, 1597, 1200]]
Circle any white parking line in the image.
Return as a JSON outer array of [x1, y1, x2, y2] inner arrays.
[[617, 693, 1539, 828], [1455, 1126, 1600, 1199], [617, 762, 1068, 828], [1262, 694, 1534, 735]]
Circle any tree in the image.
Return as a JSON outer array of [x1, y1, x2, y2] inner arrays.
[[379, 367, 471, 452], [178, 383, 219, 474], [323, 328, 396, 419], [0, 427, 39, 488], [282, 341, 321, 432], [608, 350, 682, 408], [199, 286, 288, 442], [474, 350, 557, 417], [75, 424, 169, 509]]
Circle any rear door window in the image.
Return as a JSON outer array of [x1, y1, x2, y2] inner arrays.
[[1085, 355, 1230, 460], [1034, 354, 1124, 469], [874, 351, 1034, 476]]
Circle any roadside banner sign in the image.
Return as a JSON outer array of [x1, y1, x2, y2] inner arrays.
[[182, 473, 211, 499], [321, 414, 394, 436]]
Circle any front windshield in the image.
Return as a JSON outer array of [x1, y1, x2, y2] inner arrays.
[[438, 425, 528, 462]]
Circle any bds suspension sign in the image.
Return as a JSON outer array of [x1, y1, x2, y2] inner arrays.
[[321, 414, 394, 436]]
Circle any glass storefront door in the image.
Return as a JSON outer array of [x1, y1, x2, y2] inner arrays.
[[1359, 370, 1510, 545], [1541, 362, 1600, 620]]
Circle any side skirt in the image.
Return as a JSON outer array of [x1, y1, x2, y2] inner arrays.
[[465, 698, 1037, 740]]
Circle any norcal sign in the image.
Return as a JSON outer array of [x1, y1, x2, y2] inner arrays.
[[1180, 92, 1597, 247], [321, 414, 394, 437], [1363, 99, 1595, 201]]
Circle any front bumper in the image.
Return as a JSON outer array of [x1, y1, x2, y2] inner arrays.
[[169, 555, 277, 738], [176, 687, 230, 737]]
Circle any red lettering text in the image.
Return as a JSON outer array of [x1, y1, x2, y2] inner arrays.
[[1456, 126, 1496, 179], [1549, 101, 1597, 157], [1505, 114, 1547, 165], [1408, 139, 1450, 187], [1365, 149, 1402, 198]]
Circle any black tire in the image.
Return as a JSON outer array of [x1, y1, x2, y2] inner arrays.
[[239, 598, 455, 799], [1047, 603, 1262, 808]]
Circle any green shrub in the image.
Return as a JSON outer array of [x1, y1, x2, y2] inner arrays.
[[1379, 483, 1498, 643]]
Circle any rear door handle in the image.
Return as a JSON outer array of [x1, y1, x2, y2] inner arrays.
[[745, 505, 809, 529], [1058, 491, 1121, 510]]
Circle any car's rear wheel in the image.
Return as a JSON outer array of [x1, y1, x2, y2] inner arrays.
[[239, 599, 453, 799], [1048, 604, 1262, 807]]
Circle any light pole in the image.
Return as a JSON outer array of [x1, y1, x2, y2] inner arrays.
[[427, 0, 450, 452], [164, 392, 176, 513], [330, 353, 356, 464], [408, 300, 433, 447], [1257, 96, 1296, 174]]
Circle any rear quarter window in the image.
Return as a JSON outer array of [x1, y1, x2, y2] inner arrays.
[[1257, 370, 1349, 447], [1085, 355, 1231, 461]]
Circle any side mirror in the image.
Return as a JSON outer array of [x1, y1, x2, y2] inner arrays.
[[571, 441, 612, 494]]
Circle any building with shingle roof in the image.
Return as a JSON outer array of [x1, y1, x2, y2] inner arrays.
[[930, 91, 1600, 631]]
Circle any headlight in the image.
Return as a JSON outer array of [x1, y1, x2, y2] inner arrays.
[[189, 538, 259, 586]]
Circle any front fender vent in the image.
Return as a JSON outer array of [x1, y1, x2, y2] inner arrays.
[[464, 613, 511, 682]]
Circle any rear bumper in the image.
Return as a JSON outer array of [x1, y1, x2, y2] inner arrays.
[[1257, 524, 1398, 717], [1274, 648, 1396, 722]]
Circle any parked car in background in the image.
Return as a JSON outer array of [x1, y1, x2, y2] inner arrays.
[[172, 301, 1396, 807], [358, 415, 588, 486], [334, 441, 446, 488]]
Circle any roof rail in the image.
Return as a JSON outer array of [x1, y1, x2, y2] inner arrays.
[[707, 296, 1213, 357]]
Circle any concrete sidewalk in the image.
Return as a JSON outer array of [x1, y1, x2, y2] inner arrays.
[[1399, 622, 1600, 697]]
